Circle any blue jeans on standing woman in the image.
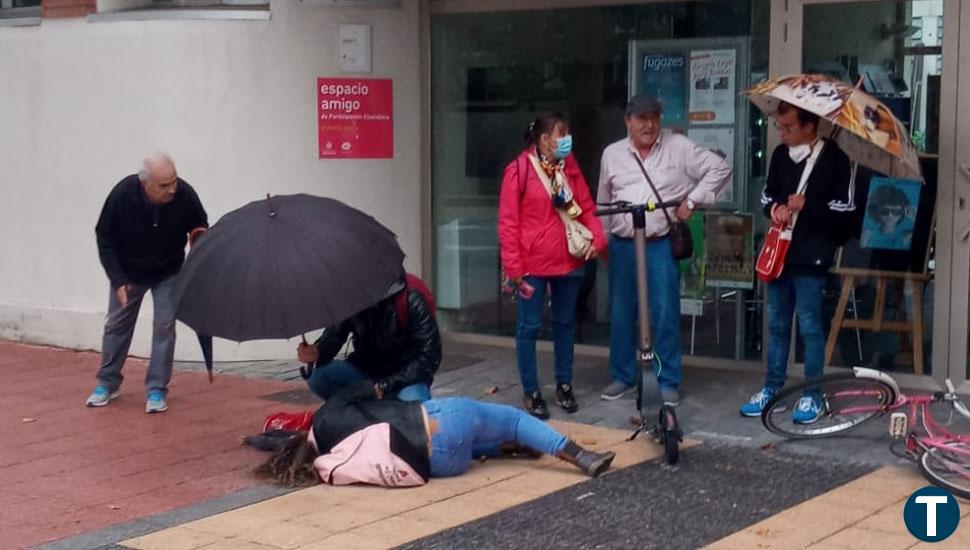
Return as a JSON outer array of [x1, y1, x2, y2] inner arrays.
[[515, 271, 583, 394], [764, 273, 826, 392], [607, 237, 682, 391], [425, 398, 568, 477]]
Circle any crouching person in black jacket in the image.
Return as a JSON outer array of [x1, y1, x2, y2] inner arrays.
[[253, 382, 616, 487], [296, 273, 441, 402]]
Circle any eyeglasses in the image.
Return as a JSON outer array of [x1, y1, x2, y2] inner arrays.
[[773, 121, 801, 133]]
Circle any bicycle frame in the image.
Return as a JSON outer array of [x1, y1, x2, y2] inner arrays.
[[898, 394, 970, 458], [821, 369, 970, 459], [762, 368, 970, 495]]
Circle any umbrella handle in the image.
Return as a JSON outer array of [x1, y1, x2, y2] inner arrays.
[[299, 334, 314, 379], [300, 364, 314, 379]]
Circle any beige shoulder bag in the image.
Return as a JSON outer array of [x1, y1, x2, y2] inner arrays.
[[527, 155, 593, 259]]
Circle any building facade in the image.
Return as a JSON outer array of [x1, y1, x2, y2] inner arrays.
[[2, 0, 969, 393]]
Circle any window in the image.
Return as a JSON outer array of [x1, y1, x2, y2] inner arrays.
[[0, 1, 40, 11], [0, 0, 40, 7], [430, 1, 771, 360], [0, 0, 40, 23], [910, 16, 923, 42], [91, 0, 269, 21], [150, 0, 268, 5]]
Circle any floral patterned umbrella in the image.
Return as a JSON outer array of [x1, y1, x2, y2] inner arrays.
[[746, 74, 923, 181]]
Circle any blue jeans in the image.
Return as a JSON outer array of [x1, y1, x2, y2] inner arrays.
[[515, 273, 583, 393], [306, 360, 431, 402], [424, 398, 568, 477], [608, 237, 682, 390], [765, 273, 825, 392]]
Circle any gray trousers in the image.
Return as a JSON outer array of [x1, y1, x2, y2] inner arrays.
[[96, 275, 177, 394]]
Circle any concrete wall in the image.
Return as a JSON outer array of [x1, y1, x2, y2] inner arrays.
[[0, 0, 423, 361]]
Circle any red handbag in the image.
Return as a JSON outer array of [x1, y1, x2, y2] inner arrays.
[[262, 410, 314, 433], [756, 224, 792, 283], [755, 141, 826, 284]]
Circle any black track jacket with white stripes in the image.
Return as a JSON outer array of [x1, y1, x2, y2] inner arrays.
[[760, 138, 855, 277]]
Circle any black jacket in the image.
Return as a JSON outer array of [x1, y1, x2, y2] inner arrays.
[[314, 289, 441, 395], [95, 175, 208, 287], [311, 382, 430, 481], [760, 140, 855, 276]]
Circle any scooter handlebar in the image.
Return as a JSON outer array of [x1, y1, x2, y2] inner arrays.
[[595, 200, 681, 217]]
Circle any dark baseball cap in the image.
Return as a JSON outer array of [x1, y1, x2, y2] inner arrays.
[[625, 95, 663, 116]]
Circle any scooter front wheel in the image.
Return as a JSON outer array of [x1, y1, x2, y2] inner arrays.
[[660, 404, 680, 465]]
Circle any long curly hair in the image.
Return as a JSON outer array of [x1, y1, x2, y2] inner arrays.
[[252, 432, 319, 487]]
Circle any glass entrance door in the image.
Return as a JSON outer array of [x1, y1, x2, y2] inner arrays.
[[780, 0, 966, 389]]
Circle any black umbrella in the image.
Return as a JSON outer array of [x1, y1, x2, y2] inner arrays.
[[172, 193, 406, 343], [197, 332, 214, 382], [186, 229, 215, 383]]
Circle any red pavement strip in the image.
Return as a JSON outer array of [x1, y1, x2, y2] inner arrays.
[[0, 341, 305, 550]]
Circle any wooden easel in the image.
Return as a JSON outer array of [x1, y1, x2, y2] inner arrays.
[[824, 267, 931, 374]]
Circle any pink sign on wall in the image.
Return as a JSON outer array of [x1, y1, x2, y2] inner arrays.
[[317, 78, 393, 159]]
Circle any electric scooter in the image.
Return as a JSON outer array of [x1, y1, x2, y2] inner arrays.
[[596, 200, 684, 464]]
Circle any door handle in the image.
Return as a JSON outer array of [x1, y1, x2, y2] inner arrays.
[[961, 164, 970, 182]]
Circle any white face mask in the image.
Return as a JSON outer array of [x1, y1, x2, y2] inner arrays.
[[788, 143, 812, 164]]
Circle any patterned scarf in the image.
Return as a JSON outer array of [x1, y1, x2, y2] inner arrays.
[[534, 150, 579, 218], [537, 152, 565, 179]]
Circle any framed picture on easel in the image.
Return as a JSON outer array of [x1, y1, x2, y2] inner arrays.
[[826, 173, 936, 374], [860, 178, 921, 252], [835, 175, 935, 276]]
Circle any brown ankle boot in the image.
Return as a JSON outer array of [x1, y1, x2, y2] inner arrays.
[[558, 440, 615, 477]]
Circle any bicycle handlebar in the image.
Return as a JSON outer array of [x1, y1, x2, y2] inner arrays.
[[944, 379, 970, 420], [595, 200, 682, 217]]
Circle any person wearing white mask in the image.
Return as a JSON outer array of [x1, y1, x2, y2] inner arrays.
[[740, 101, 855, 422]]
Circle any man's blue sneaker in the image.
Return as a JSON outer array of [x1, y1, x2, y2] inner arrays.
[[85, 385, 120, 407], [739, 387, 778, 417], [145, 390, 168, 414], [792, 395, 823, 424]]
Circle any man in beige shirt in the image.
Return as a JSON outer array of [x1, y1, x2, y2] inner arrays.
[[597, 95, 731, 405]]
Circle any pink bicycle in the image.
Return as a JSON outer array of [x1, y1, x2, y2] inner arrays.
[[761, 367, 970, 499]]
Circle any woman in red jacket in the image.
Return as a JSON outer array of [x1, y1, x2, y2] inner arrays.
[[498, 113, 607, 418]]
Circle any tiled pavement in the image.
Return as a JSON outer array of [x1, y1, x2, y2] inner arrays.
[[4, 338, 970, 549], [123, 421, 691, 550], [0, 342, 295, 549], [708, 467, 970, 550]]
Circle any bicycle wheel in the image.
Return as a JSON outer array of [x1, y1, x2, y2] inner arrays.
[[919, 441, 970, 500], [761, 372, 895, 439]]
